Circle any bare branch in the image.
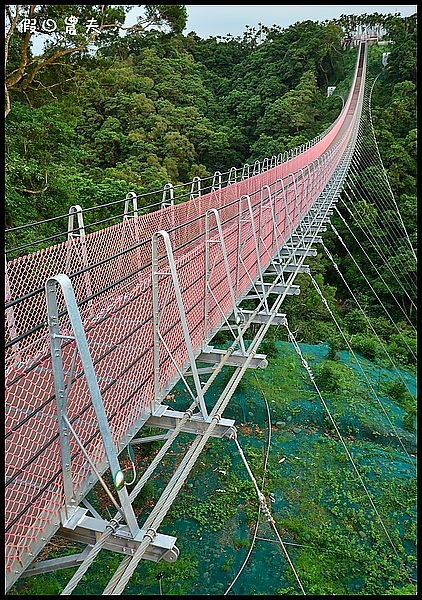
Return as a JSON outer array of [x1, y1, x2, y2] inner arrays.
[[5, 5, 20, 69], [16, 164, 48, 194], [5, 82, 11, 118]]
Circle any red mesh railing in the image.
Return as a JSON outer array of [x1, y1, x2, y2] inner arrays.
[[5, 46, 364, 575]]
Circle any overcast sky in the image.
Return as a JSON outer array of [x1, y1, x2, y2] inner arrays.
[[128, 4, 417, 38], [28, 5, 417, 53]]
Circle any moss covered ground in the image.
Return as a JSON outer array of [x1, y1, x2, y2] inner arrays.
[[9, 342, 417, 595]]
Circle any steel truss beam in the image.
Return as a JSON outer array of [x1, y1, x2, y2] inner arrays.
[[59, 508, 179, 563], [230, 309, 287, 326], [265, 263, 310, 275], [244, 283, 301, 298]]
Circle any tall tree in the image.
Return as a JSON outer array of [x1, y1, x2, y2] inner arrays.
[[4, 4, 187, 117]]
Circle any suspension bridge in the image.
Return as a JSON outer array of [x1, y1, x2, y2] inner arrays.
[[4, 40, 416, 594]]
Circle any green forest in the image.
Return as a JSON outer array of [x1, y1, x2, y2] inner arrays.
[[5, 5, 417, 373], [5, 5, 417, 596]]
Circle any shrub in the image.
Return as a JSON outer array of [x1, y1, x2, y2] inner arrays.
[[314, 361, 344, 392], [350, 334, 379, 361], [259, 338, 278, 357], [404, 407, 416, 433], [344, 309, 368, 334], [385, 380, 408, 402]]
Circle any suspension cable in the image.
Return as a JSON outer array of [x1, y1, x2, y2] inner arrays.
[[224, 372, 272, 595], [339, 189, 417, 310], [232, 431, 306, 595], [333, 203, 417, 323], [366, 73, 416, 261], [283, 319, 410, 574], [329, 223, 417, 361], [309, 267, 416, 470]]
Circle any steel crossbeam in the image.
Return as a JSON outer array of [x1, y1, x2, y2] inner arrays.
[[146, 406, 236, 438], [58, 508, 179, 563], [198, 346, 268, 369]]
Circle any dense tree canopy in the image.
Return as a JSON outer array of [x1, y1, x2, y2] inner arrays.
[[4, 8, 417, 370]]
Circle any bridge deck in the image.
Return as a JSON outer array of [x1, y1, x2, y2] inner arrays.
[[4, 44, 366, 587]]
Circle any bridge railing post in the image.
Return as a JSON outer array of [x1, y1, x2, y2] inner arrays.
[[211, 171, 222, 192], [205, 208, 246, 354], [66, 205, 93, 314], [162, 183, 174, 209], [121, 191, 141, 282], [5, 256, 21, 360], [45, 274, 140, 536], [236, 194, 270, 313], [152, 230, 208, 418], [260, 184, 282, 268], [161, 183, 175, 243], [228, 166, 237, 185]]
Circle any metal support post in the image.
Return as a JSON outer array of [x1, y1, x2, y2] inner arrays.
[[66, 205, 93, 311], [123, 191, 139, 220], [236, 195, 270, 313], [241, 164, 250, 180], [190, 176, 201, 201], [161, 183, 174, 209], [5, 256, 21, 359], [205, 208, 246, 354], [228, 166, 237, 185], [45, 274, 140, 537], [288, 172, 300, 225], [260, 185, 282, 266], [152, 231, 208, 418], [211, 171, 222, 192], [121, 191, 141, 279]]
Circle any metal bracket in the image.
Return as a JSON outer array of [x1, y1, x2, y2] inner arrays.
[[236, 195, 270, 312], [66, 205, 93, 308], [59, 511, 179, 563], [290, 235, 322, 245], [162, 183, 174, 209], [198, 345, 268, 369], [266, 263, 310, 275], [152, 230, 208, 418], [230, 309, 287, 326], [205, 208, 246, 354], [5, 256, 21, 359], [244, 283, 301, 299], [147, 407, 236, 438], [279, 247, 317, 257], [21, 546, 94, 578]]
